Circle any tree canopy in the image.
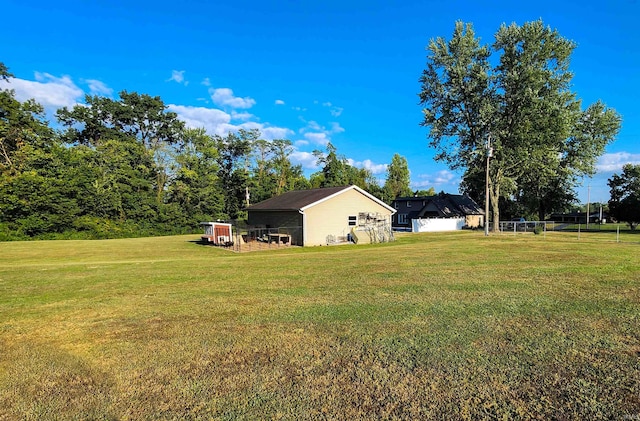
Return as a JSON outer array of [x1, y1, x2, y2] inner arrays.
[[608, 164, 640, 230], [0, 60, 439, 240], [383, 154, 412, 202]]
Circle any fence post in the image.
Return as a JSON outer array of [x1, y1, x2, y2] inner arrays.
[[617, 225, 620, 243], [578, 224, 581, 240]]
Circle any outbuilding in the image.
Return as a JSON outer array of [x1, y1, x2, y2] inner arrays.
[[200, 222, 233, 245], [246, 185, 396, 246]]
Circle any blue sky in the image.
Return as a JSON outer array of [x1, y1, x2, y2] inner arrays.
[[2, 0, 638, 203]]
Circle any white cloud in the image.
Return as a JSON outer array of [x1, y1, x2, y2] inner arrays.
[[260, 126, 294, 140], [275, 99, 285, 105], [236, 121, 293, 140], [330, 107, 343, 117], [304, 132, 330, 146], [168, 104, 292, 141], [201, 77, 211, 86], [307, 120, 322, 131], [291, 151, 319, 170], [167, 104, 232, 136], [412, 170, 460, 189], [347, 158, 387, 175], [301, 120, 343, 135], [329, 122, 344, 133], [434, 170, 458, 185], [231, 111, 254, 121], [168, 70, 186, 85], [321, 101, 343, 117], [85, 79, 113, 96], [210, 87, 256, 109], [596, 152, 640, 173], [0, 73, 84, 110]]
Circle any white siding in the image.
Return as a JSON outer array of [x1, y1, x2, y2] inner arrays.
[[411, 217, 466, 232], [304, 189, 392, 246]]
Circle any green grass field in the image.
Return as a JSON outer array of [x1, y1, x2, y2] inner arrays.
[[1, 231, 638, 420]]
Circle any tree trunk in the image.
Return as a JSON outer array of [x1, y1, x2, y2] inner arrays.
[[490, 186, 500, 232]]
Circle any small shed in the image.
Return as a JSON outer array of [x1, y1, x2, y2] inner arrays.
[[200, 222, 233, 245]]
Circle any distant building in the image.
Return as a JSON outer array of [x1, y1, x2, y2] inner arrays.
[[549, 212, 606, 224], [391, 193, 484, 232]]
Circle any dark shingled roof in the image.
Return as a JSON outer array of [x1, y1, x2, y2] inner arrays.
[[393, 193, 483, 218], [246, 186, 350, 211]]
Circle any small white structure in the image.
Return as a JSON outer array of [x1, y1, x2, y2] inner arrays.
[[200, 222, 233, 245], [412, 217, 466, 232]]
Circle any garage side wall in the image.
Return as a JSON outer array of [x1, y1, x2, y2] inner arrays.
[[303, 189, 393, 246], [247, 211, 303, 244]]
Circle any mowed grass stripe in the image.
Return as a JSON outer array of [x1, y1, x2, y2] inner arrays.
[[0, 231, 638, 419]]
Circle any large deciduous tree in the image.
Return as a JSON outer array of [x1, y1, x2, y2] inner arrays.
[[0, 65, 53, 173], [419, 20, 620, 229], [608, 164, 640, 230], [215, 129, 255, 220], [311, 142, 376, 192], [249, 138, 307, 203], [383, 154, 412, 203], [167, 128, 224, 224], [57, 91, 185, 203]]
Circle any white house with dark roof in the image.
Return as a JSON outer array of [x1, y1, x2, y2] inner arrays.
[[391, 193, 484, 232], [246, 185, 396, 246]]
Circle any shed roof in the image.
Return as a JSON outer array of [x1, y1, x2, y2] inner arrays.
[[246, 185, 396, 213]]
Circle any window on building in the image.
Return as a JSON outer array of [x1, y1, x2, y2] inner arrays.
[[348, 215, 357, 226], [398, 214, 408, 224], [407, 201, 412, 207]]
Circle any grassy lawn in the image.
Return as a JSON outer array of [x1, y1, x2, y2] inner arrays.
[[0, 231, 638, 419]]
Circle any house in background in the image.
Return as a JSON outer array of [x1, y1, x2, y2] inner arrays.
[[246, 185, 396, 246], [550, 211, 606, 224], [391, 193, 484, 232]]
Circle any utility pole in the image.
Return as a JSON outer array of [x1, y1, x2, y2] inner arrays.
[[484, 134, 492, 237]]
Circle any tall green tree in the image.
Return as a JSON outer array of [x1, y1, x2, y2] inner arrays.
[[216, 129, 255, 220], [311, 142, 375, 191], [312, 143, 350, 187], [0, 142, 83, 236], [608, 164, 640, 230], [167, 128, 224, 223], [383, 154, 412, 202], [249, 137, 308, 201], [0, 63, 53, 173], [271, 139, 306, 195], [57, 91, 185, 203], [419, 21, 620, 229], [0, 62, 76, 237], [249, 138, 277, 203]]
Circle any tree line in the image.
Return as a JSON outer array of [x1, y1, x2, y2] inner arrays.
[[5, 16, 640, 243], [0, 62, 419, 240]]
